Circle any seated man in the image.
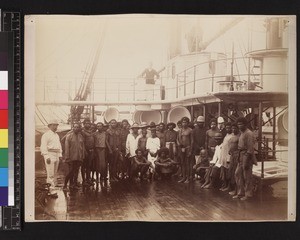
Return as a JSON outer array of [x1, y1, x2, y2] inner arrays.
[[201, 133, 223, 189], [193, 149, 209, 182], [154, 147, 178, 180], [130, 149, 151, 181]]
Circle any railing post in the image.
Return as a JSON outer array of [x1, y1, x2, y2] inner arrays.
[[272, 107, 276, 159], [258, 101, 263, 164], [193, 65, 196, 94], [261, 137, 266, 179], [184, 70, 186, 96]]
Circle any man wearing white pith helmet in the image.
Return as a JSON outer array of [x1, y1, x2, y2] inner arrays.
[[40, 119, 62, 197], [217, 116, 226, 140]]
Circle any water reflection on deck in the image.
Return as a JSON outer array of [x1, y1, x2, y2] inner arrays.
[[35, 167, 287, 221]]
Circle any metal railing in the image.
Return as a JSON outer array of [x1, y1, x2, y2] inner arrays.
[[36, 56, 288, 103]]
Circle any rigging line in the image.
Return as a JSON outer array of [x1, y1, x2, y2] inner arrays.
[[234, 58, 241, 82], [36, 20, 96, 78], [35, 110, 45, 126], [237, 36, 248, 71], [36, 106, 48, 125], [76, 21, 103, 100]]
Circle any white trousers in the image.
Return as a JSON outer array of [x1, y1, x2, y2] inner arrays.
[[43, 152, 60, 192]]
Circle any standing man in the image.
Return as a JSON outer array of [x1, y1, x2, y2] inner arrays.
[[234, 117, 256, 201], [177, 117, 194, 183], [219, 122, 233, 191], [192, 116, 206, 167], [156, 122, 166, 147], [140, 62, 160, 100], [126, 123, 141, 177], [217, 117, 226, 140], [40, 119, 62, 197], [106, 119, 121, 182], [206, 118, 220, 159], [119, 119, 130, 178], [81, 118, 95, 186], [165, 122, 177, 160], [64, 123, 85, 191]]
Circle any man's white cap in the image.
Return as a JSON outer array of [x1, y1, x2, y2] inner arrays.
[[196, 116, 205, 122], [217, 117, 225, 123], [48, 119, 59, 125]]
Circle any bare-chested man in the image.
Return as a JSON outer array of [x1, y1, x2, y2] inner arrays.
[[177, 117, 194, 183]]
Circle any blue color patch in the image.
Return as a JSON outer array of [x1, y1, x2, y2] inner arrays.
[[0, 167, 8, 186]]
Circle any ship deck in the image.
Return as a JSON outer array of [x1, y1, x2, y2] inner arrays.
[[35, 163, 288, 221]]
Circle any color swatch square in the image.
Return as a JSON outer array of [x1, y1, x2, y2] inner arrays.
[[0, 90, 8, 109], [0, 109, 8, 128], [0, 168, 8, 186], [0, 148, 8, 168], [0, 71, 8, 90], [0, 187, 8, 206], [0, 129, 8, 148]]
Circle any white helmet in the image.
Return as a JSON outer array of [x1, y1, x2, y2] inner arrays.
[[196, 116, 205, 122], [217, 117, 225, 123], [48, 119, 59, 125]]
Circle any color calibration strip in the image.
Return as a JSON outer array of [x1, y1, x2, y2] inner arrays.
[[0, 31, 13, 207], [1, 10, 21, 230]]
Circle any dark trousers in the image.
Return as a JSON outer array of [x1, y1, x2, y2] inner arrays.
[[65, 160, 81, 187], [82, 149, 94, 181], [108, 151, 120, 179], [235, 153, 253, 197], [95, 148, 107, 179]]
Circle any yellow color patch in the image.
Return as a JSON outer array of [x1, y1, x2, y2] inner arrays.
[[0, 129, 8, 148]]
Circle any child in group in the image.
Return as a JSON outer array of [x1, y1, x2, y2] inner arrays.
[[193, 149, 209, 183], [154, 147, 178, 180], [130, 149, 151, 181]]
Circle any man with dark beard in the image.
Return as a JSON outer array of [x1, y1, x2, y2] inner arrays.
[[64, 123, 85, 191], [106, 119, 121, 182]]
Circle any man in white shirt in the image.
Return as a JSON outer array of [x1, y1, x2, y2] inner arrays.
[[202, 133, 223, 189], [126, 123, 141, 177], [40, 119, 62, 197]]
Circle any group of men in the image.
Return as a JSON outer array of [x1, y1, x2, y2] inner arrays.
[[40, 114, 256, 201]]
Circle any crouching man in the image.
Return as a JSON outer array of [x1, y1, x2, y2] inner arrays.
[[131, 149, 151, 181], [193, 149, 209, 183], [154, 147, 178, 180]]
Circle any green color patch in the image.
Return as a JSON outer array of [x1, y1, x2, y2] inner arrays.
[[0, 148, 8, 168]]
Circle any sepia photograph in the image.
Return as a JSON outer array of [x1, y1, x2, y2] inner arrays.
[[24, 14, 296, 222]]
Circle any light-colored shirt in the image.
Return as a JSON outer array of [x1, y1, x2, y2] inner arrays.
[[210, 144, 222, 168], [40, 130, 62, 159], [220, 133, 233, 168], [126, 133, 141, 157], [146, 137, 161, 154]]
